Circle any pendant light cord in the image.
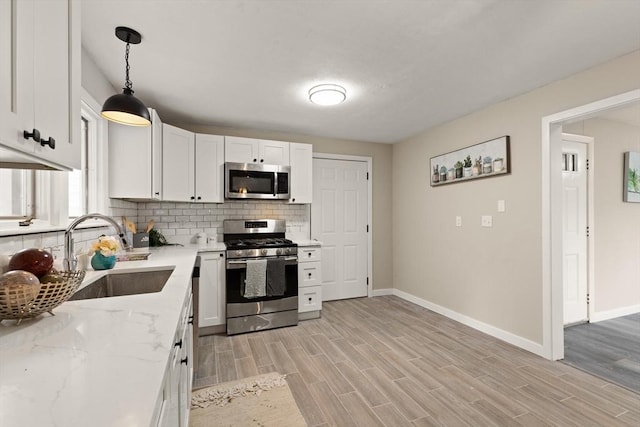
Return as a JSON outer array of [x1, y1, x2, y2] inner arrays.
[[124, 42, 132, 91]]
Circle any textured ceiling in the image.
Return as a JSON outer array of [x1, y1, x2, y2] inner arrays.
[[81, 0, 640, 143]]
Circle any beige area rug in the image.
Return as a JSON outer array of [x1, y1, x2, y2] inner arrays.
[[190, 373, 307, 427]]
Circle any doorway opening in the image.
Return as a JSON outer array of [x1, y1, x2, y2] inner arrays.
[[542, 89, 640, 360]]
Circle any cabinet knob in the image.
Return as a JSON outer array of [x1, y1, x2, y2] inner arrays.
[[181, 357, 189, 365], [219, 253, 224, 257], [197, 196, 202, 200], [253, 158, 257, 162], [308, 297, 313, 302], [23, 129, 41, 142], [188, 316, 194, 325], [292, 198, 296, 202], [190, 196, 195, 200], [40, 136, 55, 149], [308, 272, 312, 278], [154, 192, 160, 196], [175, 339, 183, 348], [260, 159, 264, 163]]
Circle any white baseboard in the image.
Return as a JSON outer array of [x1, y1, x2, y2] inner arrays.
[[372, 288, 393, 297], [590, 304, 640, 323], [389, 289, 545, 358]]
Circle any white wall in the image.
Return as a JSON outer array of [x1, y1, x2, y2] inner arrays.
[[564, 118, 640, 317], [392, 50, 640, 347]]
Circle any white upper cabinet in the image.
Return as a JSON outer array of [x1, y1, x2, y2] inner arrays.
[[0, 0, 80, 170], [162, 125, 224, 203], [260, 139, 289, 165], [109, 109, 163, 200], [225, 136, 289, 165], [289, 142, 313, 204], [194, 133, 224, 203], [162, 124, 195, 202]]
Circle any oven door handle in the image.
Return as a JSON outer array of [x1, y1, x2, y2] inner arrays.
[[227, 257, 298, 269]]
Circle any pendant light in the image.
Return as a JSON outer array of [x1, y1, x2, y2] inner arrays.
[[101, 26, 151, 126]]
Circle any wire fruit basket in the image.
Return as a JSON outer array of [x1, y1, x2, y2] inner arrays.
[[0, 271, 85, 324]]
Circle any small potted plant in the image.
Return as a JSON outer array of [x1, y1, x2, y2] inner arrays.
[[454, 161, 464, 179], [473, 156, 482, 175], [463, 155, 473, 177], [493, 157, 504, 172], [440, 165, 448, 182], [89, 235, 119, 270], [483, 156, 493, 174]]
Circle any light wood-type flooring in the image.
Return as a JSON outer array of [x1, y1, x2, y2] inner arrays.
[[564, 313, 640, 394], [194, 296, 640, 426]]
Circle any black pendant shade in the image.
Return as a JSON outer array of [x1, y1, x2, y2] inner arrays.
[[101, 26, 151, 127], [102, 88, 151, 126]]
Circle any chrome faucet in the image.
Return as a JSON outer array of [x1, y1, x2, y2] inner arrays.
[[63, 213, 130, 271]]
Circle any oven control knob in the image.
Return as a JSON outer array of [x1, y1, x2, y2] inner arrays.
[[276, 248, 282, 255], [261, 249, 268, 256], [235, 250, 243, 257]]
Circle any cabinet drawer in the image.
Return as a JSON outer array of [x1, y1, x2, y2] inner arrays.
[[298, 261, 321, 287], [298, 247, 321, 262], [298, 286, 322, 313]]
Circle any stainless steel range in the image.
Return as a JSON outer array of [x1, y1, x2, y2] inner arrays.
[[224, 219, 298, 335]]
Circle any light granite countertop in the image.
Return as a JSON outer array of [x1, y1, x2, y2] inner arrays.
[[0, 246, 199, 427]]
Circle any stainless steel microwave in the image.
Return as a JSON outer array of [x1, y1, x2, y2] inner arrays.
[[224, 162, 291, 200]]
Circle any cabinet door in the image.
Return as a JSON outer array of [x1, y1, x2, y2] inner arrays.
[[199, 252, 225, 328], [195, 134, 224, 203], [178, 297, 192, 427], [0, 0, 34, 155], [32, 0, 78, 169], [289, 142, 313, 203], [260, 139, 289, 165], [109, 109, 160, 199], [163, 124, 195, 202], [225, 136, 258, 163], [158, 341, 181, 427]]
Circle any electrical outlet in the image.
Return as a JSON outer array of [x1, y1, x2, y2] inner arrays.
[[497, 200, 506, 212], [481, 215, 493, 227], [456, 216, 462, 227]]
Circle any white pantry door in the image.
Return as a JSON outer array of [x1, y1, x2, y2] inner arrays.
[[312, 158, 368, 301], [562, 138, 588, 325]]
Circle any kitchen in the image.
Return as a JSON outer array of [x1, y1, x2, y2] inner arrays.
[[1, 1, 640, 426]]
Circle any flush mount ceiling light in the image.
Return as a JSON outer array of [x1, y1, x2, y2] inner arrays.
[[101, 26, 151, 127], [308, 84, 347, 106]]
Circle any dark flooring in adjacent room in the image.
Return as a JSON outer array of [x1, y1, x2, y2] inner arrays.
[[563, 313, 640, 394], [195, 296, 640, 426]]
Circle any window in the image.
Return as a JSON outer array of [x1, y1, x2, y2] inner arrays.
[[0, 169, 34, 218], [68, 95, 106, 218], [68, 117, 89, 217]]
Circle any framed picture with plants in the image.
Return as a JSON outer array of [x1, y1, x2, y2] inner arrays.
[[623, 151, 640, 203], [429, 136, 511, 186]]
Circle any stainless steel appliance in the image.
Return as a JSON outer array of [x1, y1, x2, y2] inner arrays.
[[225, 162, 290, 200], [224, 219, 298, 335]]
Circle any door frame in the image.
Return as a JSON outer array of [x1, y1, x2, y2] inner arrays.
[[561, 132, 595, 326], [542, 89, 640, 360], [312, 153, 373, 298]]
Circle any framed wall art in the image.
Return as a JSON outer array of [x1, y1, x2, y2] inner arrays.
[[623, 151, 640, 203], [430, 135, 511, 186]]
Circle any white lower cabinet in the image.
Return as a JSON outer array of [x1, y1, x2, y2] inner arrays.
[[155, 290, 194, 427], [298, 245, 322, 317], [199, 251, 226, 328]]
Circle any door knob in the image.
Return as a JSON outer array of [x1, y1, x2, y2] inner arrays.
[[40, 137, 55, 149], [23, 129, 41, 142]]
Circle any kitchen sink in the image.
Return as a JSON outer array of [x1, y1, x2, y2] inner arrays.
[[68, 269, 174, 300]]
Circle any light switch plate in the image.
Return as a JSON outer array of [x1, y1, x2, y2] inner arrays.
[[497, 200, 506, 212], [456, 216, 462, 227], [481, 215, 493, 227]]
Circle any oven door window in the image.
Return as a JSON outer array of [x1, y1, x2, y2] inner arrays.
[[227, 261, 298, 304], [229, 170, 275, 195]]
